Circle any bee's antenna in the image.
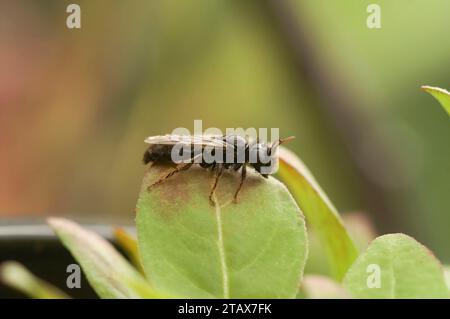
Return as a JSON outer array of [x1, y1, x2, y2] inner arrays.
[[269, 136, 295, 154], [279, 136, 295, 145], [271, 136, 295, 148]]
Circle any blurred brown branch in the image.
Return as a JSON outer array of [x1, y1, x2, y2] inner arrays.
[[264, 0, 405, 231]]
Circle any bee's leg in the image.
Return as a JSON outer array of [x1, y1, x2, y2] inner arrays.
[[147, 162, 193, 190], [147, 152, 203, 190], [233, 164, 247, 203], [209, 164, 224, 205]]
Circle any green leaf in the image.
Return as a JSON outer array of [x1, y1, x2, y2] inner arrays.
[[299, 275, 350, 299], [277, 147, 358, 281], [443, 266, 450, 290], [343, 233, 449, 298], [304, 214, 376, 277], [0, 261, 69, 299], [113, 227, 145, 275], [48, 218, 168, 299], [421, 85, 450, 116], [136, 164, 308, 298]]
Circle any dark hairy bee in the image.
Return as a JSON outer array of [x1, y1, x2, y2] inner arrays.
[[143, 134, 295, 204]]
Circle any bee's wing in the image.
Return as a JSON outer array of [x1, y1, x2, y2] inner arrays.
[[144, 135, 230, 148]]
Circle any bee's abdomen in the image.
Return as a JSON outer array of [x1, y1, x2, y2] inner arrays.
[[143, 144, 174, 164]]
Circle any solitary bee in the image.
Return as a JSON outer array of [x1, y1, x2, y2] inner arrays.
[[143, 134, 294, 204]]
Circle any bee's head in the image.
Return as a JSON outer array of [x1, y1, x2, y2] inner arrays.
[[250, 136, 295, 176]]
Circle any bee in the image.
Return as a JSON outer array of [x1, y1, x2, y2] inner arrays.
[[143, 134, 295, 204]]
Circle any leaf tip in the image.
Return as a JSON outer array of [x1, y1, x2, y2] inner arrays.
[[0, 261, 20, 284], [46, 217, 78, 233], [420, 85, 450, 95], [46, 217, 64, 228]]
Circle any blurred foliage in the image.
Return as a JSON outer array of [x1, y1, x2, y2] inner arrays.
[[0, 0, 449, 262], [0, 261, 69, 299]]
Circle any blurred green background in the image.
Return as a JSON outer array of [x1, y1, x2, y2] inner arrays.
[[0, 1, 449, 261]]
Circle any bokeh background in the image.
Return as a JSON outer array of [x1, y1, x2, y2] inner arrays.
[[0, 0, 449, 261]]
